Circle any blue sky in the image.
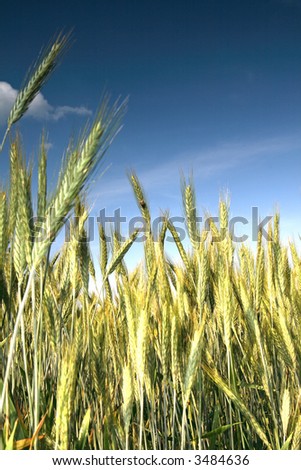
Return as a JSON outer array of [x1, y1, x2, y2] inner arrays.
[[0, 0, 301, 269]]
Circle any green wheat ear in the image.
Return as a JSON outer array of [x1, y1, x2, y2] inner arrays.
[[31, 98, 127, 269], [0, 32, 70, 152]]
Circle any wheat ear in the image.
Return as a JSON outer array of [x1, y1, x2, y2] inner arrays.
[[0, 33, 69, 152]]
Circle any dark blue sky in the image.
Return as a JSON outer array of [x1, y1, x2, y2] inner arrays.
[[0, 0, 300, 265]]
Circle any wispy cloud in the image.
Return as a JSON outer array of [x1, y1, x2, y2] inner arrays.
[[94, 134, 301, 201], [44, 141, 53, 151], [0, 81, 92, 126]]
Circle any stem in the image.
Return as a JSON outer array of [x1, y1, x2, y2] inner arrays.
[[0, 267, 35, 416], [181, 404, 186, 450], [163, 383, 168, 449], [0, 127, 9, 153], [172, 388, 176, 449], [198, 371, 202, 451], [19, 284, 34, 431], [139, 381, 144, 450], [227, 348, 234, 449], [32, 275, 40, 450]]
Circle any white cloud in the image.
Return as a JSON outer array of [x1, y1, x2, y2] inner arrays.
[[0, 82, 18, 125], [50, 105, 93, 121], [0, 81, 92, 126]]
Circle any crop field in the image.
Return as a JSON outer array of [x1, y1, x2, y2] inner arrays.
[[0, 34, 301, 451]]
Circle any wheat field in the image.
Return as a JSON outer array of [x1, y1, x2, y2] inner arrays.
[[0, 34, 301, 451]]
